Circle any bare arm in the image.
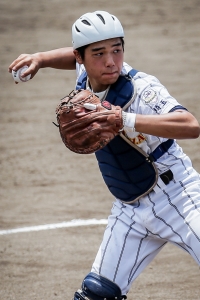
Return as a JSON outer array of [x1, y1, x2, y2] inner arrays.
[[135, 110, 200, 139], [37, 47, 76, 70], [8, 47, 76, 81]]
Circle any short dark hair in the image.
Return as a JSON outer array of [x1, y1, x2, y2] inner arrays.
[[76, 37, 125, 60]]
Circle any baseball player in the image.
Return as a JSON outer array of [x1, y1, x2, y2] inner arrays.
[[9, 11, 200, 300]]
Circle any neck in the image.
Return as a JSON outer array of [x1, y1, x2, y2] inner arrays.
[[88, 80, 109, 93]]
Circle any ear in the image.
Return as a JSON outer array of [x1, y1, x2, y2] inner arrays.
[[73, 50, 83, 64]]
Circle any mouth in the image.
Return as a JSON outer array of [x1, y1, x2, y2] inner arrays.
[[102, 71, 118, 77]]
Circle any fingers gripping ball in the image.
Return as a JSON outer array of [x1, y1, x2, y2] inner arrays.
[[55, 89, 123, 154], [12, 65, 31, 83]]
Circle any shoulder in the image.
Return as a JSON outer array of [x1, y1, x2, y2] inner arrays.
[[121, 65, 185, 114], [121, 63, 160, 86], [133, 72, 185, 114], [134, 71, 161, 87], [121, 62, 134, 74]]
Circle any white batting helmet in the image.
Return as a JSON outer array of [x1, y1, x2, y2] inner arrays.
[[72, 11, 124, 49]]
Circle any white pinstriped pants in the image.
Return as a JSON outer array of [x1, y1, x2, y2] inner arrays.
[[91, 164, 200, 295]]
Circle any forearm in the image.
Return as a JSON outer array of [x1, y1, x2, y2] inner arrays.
[[136, 111, 200, 139], [124, 110, 200, 139], [9, 47, 76, 81], [37, 47, 76, 70]]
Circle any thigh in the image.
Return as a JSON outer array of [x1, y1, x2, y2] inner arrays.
[[91, 202, 166, 295], [148, 170, 200, 265]]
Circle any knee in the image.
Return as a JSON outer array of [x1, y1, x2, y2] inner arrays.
[[73, 272, 127, 300]]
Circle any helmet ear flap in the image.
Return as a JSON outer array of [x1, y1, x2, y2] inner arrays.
[[72, 11, 124, 49]]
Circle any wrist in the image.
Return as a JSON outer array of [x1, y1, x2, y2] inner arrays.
[[33, 52, 43, 69], [122, 111, 136, 133]]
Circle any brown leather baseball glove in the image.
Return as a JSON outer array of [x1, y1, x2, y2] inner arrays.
[[55, 89, 123, 154]]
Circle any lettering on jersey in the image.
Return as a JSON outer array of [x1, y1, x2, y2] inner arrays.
[[160, 100, 167, 106], [141, 87, 167, 113], [142, 89, 157, 103], [124, 132, 146, 145], [153, 100, 167, 113], [153, 105, 161, 113]]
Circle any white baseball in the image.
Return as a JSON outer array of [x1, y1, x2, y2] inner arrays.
[[12, 65, 31, 83]]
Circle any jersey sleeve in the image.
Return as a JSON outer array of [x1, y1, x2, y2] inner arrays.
[[133, 72, 187, 115]]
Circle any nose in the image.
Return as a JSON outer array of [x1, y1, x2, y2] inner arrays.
[[105, 54, 115, 67]]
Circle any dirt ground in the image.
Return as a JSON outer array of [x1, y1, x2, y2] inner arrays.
[[0, 0, 200, 299]]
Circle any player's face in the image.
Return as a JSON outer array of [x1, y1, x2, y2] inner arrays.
[[74, 38, 124, 93]]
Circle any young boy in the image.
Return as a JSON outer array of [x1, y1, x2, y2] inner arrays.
[[9, 11, 200, 300]]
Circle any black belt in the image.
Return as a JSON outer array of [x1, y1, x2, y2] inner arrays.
[[150, 139, 174, 162], [160, 169, 174, 185], [150, 140, 174, 185]]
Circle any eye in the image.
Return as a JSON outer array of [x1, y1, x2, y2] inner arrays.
[[93, 52, 103, 57], [114, 49, 121, 53]]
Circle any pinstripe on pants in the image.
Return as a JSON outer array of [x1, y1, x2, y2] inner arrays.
[[91, 164, 200, 295]]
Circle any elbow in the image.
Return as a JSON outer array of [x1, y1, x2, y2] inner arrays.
[[192, 127, 200, 139], [190, 122, 200, 139], [185, 112, 200, 139]]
